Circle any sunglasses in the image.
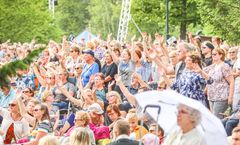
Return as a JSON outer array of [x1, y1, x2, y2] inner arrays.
[[229, 51, 236, 54], [46, 77, 55, 79], [23, 91, 30, 93], [34, 108, 41, 112], [75, 67, 82, 70], [9, 103, 17, 107], [201, 46, 207, 49]]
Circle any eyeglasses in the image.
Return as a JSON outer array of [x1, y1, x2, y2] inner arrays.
[[229, 51, 236, 54], [157, 86, 166, 90], [212, 53, 218, 56], [108, 95, 115, 98], [176, 109, 189, 115], [58, 73, 66, 76], [9, 103, 16, 107]]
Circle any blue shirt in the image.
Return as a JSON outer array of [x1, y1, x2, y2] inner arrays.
[[81, 62, 99, 87], [0, 89, 16, 108], [171, 69, 207, 105]]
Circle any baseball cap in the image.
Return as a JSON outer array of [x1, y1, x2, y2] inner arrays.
[[82, 49, 94, 57], [88, 103, 104, 114]]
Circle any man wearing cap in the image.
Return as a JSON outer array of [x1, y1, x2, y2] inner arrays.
[[81, 49, 100, 87], [201, 41, 214, 67], [88, 103, 110, 143]]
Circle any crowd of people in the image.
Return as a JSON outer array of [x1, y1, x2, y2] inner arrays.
[[0, 33, 240, 145]]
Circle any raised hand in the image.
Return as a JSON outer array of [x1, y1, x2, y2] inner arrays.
[[131, 35, 136, 42], [114, 74, 122, 84]]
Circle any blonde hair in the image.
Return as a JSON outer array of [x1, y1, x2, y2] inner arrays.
[[41, 90, 52, 102], [69, 127, 91, 145], [38, 135, 59, 145], [75, 111, 90, 127], [126, 113, 138, 121], [106, 91, 122, 104]]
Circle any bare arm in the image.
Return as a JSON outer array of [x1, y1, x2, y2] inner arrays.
[[226, 75, 235, 104], [24, 131, 47, 145], [58, 86, 83, 107], [32, 64, 46, 86], [115, 75, 136, 106], [16, 94, 36, 127]]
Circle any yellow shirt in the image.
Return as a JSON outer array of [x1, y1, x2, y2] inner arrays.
[[132, 125, 148, 141]]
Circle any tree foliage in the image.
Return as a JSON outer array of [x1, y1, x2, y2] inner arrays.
[[55, 0, 90, 36], [0, 0, 62, 43], [197, 0, 240, 44], [0, 47, 45, 88], [130, 0, 200, 40], [87, 0, 121, 39]]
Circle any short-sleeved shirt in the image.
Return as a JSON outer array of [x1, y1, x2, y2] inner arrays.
[[102, 63, 118, 80], [52, 82, 76, 102], [36, 119, 52, 133], [204, 63, 232, 101], [81, 62, 99, 87], [118, 60, 135, 87]]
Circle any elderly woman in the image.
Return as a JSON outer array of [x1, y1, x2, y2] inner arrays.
[[61, 111, 95, 145], [163, 104, 206, 145], [106, 104, 123, 130], [0, 99, 29, 144], [226, 47, 238, 68], [204, 48, 234, 119], [171, 53, 212, 106]]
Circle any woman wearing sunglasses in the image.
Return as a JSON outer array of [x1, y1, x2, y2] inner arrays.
[[0, 99, 29, 144], [17, 94, 52, 145]]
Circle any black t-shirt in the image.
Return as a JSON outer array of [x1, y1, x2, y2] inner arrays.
[[101, 63, 118, 86], [203, 57, 213, 67]]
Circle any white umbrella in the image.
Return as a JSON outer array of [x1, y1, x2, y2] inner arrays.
[[135, 90, 228, 145]]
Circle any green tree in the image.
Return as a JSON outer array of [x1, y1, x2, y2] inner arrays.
[[55, 0, 90, 36], [87, 0, 121, 39], [197, 0, 240, 44], [0, 0, 62, 43], [130, 0, 200, 40]]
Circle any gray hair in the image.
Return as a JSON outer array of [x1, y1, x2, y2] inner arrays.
[[178, 42, 195, 53], [177, 104, 202, 127]]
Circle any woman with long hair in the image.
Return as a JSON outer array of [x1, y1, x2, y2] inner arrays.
[[69, 127, 91, 145], [17, 94, 52, 145]]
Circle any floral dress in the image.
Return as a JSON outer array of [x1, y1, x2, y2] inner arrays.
[[171, 69, 209, 106]]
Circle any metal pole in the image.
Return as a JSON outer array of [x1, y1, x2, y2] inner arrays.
[[52, 0, 55, 17], [48, 0, 51, 11], [166, 0, 169, 43]]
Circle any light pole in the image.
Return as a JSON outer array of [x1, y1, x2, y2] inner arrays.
[[166, 0, 169, 42]]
